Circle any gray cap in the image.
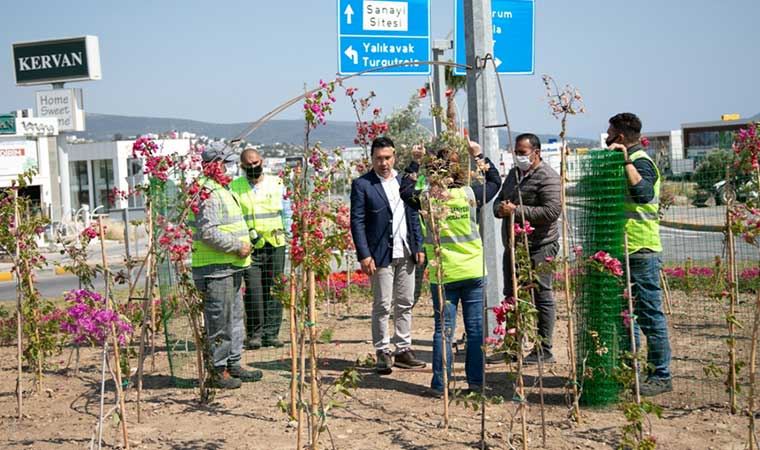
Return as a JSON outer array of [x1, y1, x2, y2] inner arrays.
[[201, 143, 237, 163]]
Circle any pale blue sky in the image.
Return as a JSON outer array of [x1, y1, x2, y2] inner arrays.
[[2, 0, 759, 138]]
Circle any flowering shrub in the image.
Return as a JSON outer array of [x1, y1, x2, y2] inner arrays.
[[60, 289, 133, 347], [317, 270, 371, 303], [733, 122, 760, 173], [514, 220, 535, 236], [663, 262, 759, 294], [589, 251, 624, 277]]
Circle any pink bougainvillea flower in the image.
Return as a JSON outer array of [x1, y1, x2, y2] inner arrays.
[[640, 136, 650, 147], [485, 337, 502, 345], [418, 87, 428, 98], [514, 220, 534, 236]]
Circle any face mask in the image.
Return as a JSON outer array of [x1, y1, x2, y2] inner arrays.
[[605, 134, 620, 147], [515, 154, 533, 172], [246, 165, 263, 180]]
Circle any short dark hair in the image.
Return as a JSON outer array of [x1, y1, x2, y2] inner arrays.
[[515, 133, 541, 151], [370, 136, 395, 155], [608, 113, 642, 143]]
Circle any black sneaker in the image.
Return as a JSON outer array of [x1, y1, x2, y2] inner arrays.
[[375, 350, 393, 375], [228, 365, 263, 382], [245, 337, 262, 350], [523, 350, 556, 365], [210, 369, 242, 389], [262, 338, 284, 348], [486, 352, 516, 365], [394, 349, 426, 369], [640, 378, 672, 397]]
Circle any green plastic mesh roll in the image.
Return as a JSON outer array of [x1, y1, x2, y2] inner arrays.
[[573, 150, 627, 406]]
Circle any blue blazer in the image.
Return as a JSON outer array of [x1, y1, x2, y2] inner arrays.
[[350, 171, 423, 268]]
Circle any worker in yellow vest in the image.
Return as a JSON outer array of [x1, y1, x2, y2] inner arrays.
[[230, 147, 291, 350], [606, 112, 672, 396], [190, 147, 262, 389], [400, 140, 501, 396]]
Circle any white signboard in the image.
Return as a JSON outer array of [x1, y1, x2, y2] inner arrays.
[[362, 1, 409, 31], [0, 139, 38, 176], [15, 117, 58, 137], [35, 88, 85, 131]]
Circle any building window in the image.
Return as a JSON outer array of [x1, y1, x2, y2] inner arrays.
[[92, 159, 115, 211], [69, 161, 90, 211], [127, 158, 145, 208]]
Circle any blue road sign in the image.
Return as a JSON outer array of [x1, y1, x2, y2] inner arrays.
[[454, 0, 535, 76], [337, 0, 431, 75]]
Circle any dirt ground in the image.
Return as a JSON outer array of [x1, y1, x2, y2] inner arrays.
[[0, 290, 752, 450]]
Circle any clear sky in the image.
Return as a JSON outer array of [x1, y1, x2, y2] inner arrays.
[[2, 0, 759, 139]]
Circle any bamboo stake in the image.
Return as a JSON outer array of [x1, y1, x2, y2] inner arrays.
[[426, 195, 449, 429], [136, 201, 153, 423], [726, 193, 738, 414], [13, 190, 23, 420], [749, 290, 760, 450], [289, 266, 298, 418], [510, 215, 528, 450], [659, 270, 673, 315], [308, 269, 319, 449], [297, 269, 307, 450], [97, 217, 130, 449], [559, 141, 581, 422], [623, 234, 642, 409], [148, 214, 157, 373]]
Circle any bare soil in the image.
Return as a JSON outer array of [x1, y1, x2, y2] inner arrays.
[[0, 290, 751, 450]]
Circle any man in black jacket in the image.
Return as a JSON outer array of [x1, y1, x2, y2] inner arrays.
[[492, 133, 561, 364]]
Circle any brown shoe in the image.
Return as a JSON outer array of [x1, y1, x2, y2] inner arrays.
[[394, 349, 426, 369], [211, 368, 242, 389]]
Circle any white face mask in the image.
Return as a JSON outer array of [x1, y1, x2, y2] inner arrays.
[[515, 154, 533, 172]]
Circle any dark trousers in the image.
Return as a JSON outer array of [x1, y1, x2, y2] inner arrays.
[[502, 240, 559, 356], [243, 244, 286, 341]]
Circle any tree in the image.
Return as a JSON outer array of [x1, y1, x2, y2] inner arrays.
[[385, 93, 432, 169]]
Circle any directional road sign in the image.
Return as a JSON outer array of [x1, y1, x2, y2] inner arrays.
[[453, 0, 535, 75], [338, 0, 431, 75]]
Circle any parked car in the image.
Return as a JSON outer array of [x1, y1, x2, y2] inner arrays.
[[713, 176, 757, 205]]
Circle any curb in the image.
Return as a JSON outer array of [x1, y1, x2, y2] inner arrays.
[[0, 272, 12, 282], [660, 221, 725, 233]]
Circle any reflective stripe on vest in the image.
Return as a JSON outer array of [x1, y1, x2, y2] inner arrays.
[[188, 177, 251, 268], [422, 186, 485, 284], [624, 151, 662, 253], [230, 175, 286, 248]]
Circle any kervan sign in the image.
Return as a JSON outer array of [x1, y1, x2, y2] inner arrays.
[[12, 36, 102, 85]]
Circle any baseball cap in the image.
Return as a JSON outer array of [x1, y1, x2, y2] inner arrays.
[[201, 143, 237, 163]]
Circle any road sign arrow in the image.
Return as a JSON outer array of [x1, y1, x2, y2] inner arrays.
[[494, 57, 502, 68], [344, 4, 354, 25], [344, 45, 358, 64]]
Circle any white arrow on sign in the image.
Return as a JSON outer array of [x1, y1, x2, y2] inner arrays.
[[494, 57, 502, 68], [344, 45, 358, 64], [344, 4, 354, 25]]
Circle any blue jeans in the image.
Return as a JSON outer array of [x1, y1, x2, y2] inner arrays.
[[630, 254, 672, 380], [430, 278, 484, 391]]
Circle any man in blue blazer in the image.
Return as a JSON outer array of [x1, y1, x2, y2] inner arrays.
[[350, 136, 426, 374]]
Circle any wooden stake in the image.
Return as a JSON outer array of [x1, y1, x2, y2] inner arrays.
[[13, 190, 23, 420], [659, 270, 673, 315], [98, 217, 130, 449], [726, 193, 738, 414], [623, 234, 641, 409], [308, 269, 320, 449], [510, 215, 528, 450], [426, 195, 449, 429], [559, 141, 581, 422], [748, 289, 760, 450], [289, 266, 298, 418], [136, 201, 153, 423]]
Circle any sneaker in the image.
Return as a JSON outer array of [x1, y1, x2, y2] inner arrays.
[[375, 350, 393, 375], [640, 378, 672, 397], [262, 337, 284, 348], [394, 349, 426, 369], [245, 337, 262, 350], [210, 368, 242, 389], [486, 352, 516, 365], [523, 350, 556, 365], [228, 365, 263, 382]]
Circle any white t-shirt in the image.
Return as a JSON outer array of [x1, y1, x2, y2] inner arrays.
[[378, 170, 409, 259]]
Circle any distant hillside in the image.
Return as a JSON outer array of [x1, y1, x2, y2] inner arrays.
[[79, 113, 597, 148]]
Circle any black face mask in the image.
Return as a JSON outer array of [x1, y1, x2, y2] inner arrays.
[[245, 165, 263, 180], [605, 133, 620, 147]]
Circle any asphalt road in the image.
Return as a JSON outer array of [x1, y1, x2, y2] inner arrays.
[[0, 267, 145, 303]]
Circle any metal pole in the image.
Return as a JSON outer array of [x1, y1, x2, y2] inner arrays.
[[431, 39, 452, 136], [464, 0, 503, 335], [51, 82, 71, 222]]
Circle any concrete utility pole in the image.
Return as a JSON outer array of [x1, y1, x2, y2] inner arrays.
[[464, 0, 504, 334], [431, 39, 452, 135]]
